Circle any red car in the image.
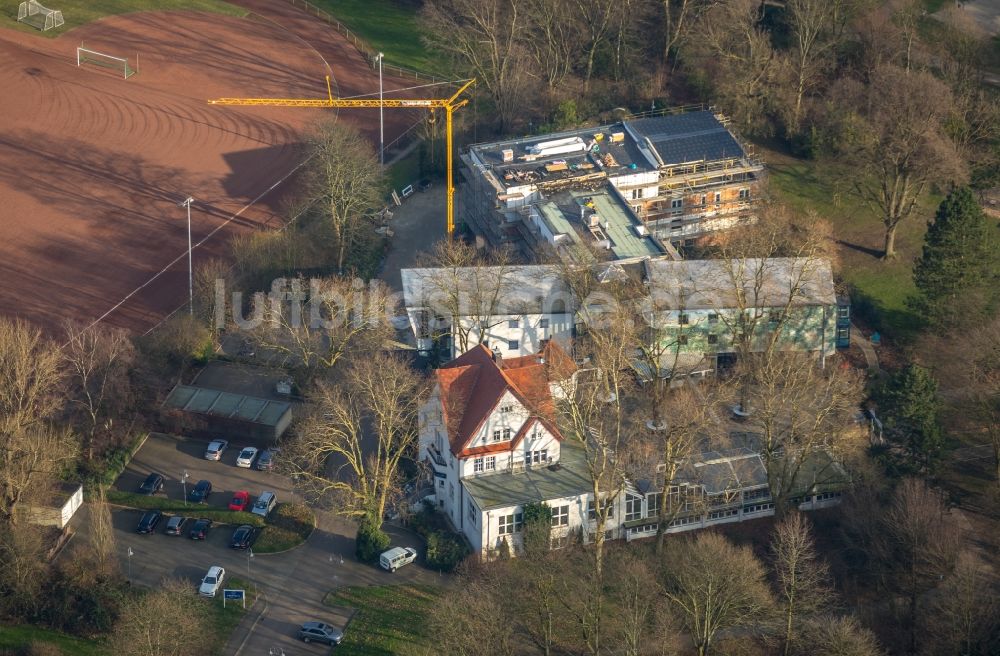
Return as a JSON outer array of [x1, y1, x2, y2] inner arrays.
[[228, 490, 250, 512]]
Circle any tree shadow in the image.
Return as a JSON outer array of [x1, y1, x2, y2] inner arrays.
[[836, 239, 884, 259]]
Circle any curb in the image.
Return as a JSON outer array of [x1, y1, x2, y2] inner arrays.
[[232, 591, 269, 656]]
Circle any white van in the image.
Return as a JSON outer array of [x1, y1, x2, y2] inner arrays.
[[251, 491, 277, 518], [379, 546, 418, 572]]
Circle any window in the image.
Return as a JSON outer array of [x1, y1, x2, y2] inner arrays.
[[625, 494, 642, 522], [646, 493, 661, 517], [498, 512, 523, 535], [708, 313, 718, 324], [678, 313, 689, 325], [551, 535, 570, 550], [714, 192, 721, 204], [508, 319, 519, 329], [449, 483, 454, 500], [677, 334, 688, 345], [671, 198, 683, 209], [500, 405, 513, 413], [503, 428, 512, 441], [551, 505, 569, 527], [838, 306, 850, 319], [700, 194, 707, 206], [525, 449, 548, 466], [492, 429, 502, 442], [473, 458, 484, 473], [485, 456, 496, 471], [468, 500, 477, 524], [630, 188, 641, 200], [708, 334, 718, 345], [508, 340, 519, 351], [739, 188, 749, 200], [768, 311, 782, 324], [837, 328, 849, 341], [588, 500, 614, 520], [539, 318, 550, 329]]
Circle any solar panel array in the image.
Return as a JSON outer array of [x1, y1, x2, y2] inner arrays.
[[628, 111, 746, 165]]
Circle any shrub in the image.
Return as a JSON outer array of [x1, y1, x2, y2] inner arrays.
[[423, 531, 469, 572], [355, 517, 390, 563]]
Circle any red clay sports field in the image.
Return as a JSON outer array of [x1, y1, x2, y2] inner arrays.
[[0, 0, 420, 331]]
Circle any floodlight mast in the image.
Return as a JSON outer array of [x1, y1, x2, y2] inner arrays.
[[207, 77, 476, 237], [178, 197, 194, 315]]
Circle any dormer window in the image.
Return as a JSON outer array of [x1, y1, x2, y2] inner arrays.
[[500, 405, 513, 413], [473, 456, 496, 473], [492, 429, 502, 442]]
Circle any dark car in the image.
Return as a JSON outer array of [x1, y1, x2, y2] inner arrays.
[[138, 472, 164, 495], [188, 479, 212, 503], [297, 621, 343, 645], [255, 449, 277, 471], [189, 518, 213, 540], [136, 510, 162, 534], [164, 515, 187, 536], [229, 524, 257, 550]]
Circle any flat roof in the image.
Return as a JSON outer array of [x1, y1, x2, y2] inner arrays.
[[627, 112, 747, 165], [401, 265, 576, 315], [463, 439, 593, 510], [569, 190, 663, 260], [644, 258, 837, 310], [163, 385, 291, 427]]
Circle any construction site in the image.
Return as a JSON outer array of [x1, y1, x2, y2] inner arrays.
[[460, 109, 764, 263]]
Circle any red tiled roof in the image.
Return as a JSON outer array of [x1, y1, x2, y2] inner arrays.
[[436, 344, 565, 457]]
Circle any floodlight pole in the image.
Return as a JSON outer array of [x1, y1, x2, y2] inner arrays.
[[179, 197, 195, 315], [127, 546, 133, 584], [181, 470, 189, 507], [376, 52, 384, 167]]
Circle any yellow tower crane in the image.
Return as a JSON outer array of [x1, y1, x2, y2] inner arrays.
[[208, 77, 475, 236]]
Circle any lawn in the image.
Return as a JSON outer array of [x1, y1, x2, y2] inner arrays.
[[761, 145, 941, 339], [253, 502, 315, 553], [307, 0, 446, 75], [106, 490, 265, 527], [324, 584, 442, 656], [0, 625, 108, 656], [0, 0, 245, 36]]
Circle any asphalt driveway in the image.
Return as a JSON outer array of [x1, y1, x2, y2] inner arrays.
[[96, 432, 441, 655]]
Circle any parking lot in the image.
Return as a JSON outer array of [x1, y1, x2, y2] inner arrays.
[[98, 432, 439, 655]]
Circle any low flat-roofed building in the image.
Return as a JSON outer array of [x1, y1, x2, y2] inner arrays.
[[162, 384, 293, 441]]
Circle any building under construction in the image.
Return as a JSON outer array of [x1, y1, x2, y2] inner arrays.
[[461, 109, 764, 260]]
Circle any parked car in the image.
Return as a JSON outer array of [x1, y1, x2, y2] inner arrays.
[[228, 490, 250, 512], [189, 518, 213, 540], [188, 479, 212, 503], [379, 547, 418, 572], [138, 472, 164, 495], [251, 491, 277, 518], [255, 448, 278, 471], [297, 621, 343, 645], [235, 447, 258, 468], [136, 510, 162, 534], [164, 515, 187, 536], [198, 566, 225, 597], [230, 524, 257, 550], [204, 439, 228, 461]]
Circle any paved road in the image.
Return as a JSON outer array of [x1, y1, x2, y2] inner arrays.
[[76, 432, 442, 656]]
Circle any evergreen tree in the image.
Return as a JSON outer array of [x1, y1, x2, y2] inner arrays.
[[912, 187, 995, 325], [875, 364, 945, 475]]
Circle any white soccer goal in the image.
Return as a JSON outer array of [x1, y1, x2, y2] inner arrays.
[[77, 46, 137, 80], [17, 0, 64, 31]]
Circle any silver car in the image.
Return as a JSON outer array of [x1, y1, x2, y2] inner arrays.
[[204, 439, 228, 461]]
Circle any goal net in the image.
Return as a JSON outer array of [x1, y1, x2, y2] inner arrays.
[[17, 1, 64, 31], [77, 47, 136, 80]]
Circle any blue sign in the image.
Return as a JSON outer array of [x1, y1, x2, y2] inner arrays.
[[223, 589, 245, 601]]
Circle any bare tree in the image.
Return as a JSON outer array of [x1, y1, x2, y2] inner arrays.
[[606, 546, 676, 656], [571, 0, 622, 90], [282, 354, 425, 524], [660, 531, 774, 656], [684, 0, 775, 133], [89, 486, 118, 576], [921, 552, 1000, 656], [872, 479, 960, 655], [771, 512, 833, 656], [0, 317, 63, 436], [524, 0, 576, 91], [794, 615, 884, 656], [427, 563, 517, 656], [62, 321, 135, 462], [414, 240, 518, 357], [301, 120, 385, 274], [843, 65, 965, 259], [108, 578, 211, 656], [249, 276, 394, 380], [420, 0, 532, 131], [0, 519, 48, 619]]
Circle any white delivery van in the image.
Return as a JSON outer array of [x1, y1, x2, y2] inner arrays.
[[251, 491, 277, 518], [379, 546, 418, 572]]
